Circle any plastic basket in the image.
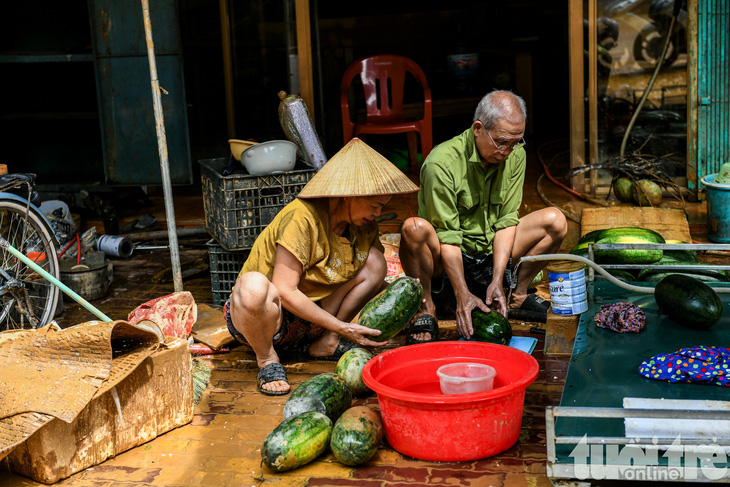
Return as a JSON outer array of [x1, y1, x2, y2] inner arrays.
[[206, 239, 250, 306], [199, 158, 315, 251]]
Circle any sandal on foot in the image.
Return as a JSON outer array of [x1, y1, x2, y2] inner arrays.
[[307, 337, 358, 362], [507, 293, 550, 323], [257, 362, 290, 396], [405, 314, 439, 345]]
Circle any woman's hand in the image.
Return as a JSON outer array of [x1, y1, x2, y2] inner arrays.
[[337, 321, 388, 347]]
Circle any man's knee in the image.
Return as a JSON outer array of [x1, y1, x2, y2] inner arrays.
[[543, 207, 568, 237], [400, 217, 435, 246]]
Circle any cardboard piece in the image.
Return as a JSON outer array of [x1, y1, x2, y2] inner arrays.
[[580, 207, 692, 242], [191, 303, 234, 350], [3, 337, 193, 484]]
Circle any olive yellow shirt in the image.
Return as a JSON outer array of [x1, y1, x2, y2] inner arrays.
[[418, 128, 526, 256], [239, 198, 384, 302]]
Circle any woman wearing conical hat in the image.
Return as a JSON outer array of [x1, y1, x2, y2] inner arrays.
[[225, 138, 419, 396]]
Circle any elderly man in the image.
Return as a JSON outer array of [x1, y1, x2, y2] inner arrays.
[[399, 90, 567, 343]]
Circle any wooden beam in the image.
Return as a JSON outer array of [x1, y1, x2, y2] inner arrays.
[[295, 0, 315, 121], [219, 0, 236, 138], [588, 0, 598, 197], [568, 0, 586, 193]]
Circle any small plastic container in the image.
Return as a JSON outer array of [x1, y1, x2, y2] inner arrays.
[[437, 362, 497, 395]]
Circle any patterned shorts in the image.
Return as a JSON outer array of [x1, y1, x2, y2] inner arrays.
[[431, 252, 513, 317], [224, 298, 326, 351]]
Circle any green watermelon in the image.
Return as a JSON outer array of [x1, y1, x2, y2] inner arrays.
[[335, 348, 374, 396], [283, 373, 352, 422], [330, 406, 384, 466], [262, 411, 332, 472]]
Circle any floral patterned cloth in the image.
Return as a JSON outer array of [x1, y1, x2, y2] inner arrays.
[[127, 291, 197, 339], [638, 346, 730, 386], [594, 302, 646, 333]]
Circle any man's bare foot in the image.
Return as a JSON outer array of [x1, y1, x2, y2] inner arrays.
[[509, 292, 528, 309], [406, 313, 439, 344]]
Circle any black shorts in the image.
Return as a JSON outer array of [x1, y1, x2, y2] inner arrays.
[[224, 298, 326, 351], [431, 253, 513, 318]]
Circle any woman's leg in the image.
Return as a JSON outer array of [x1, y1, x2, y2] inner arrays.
[[308, 246, 387, 356], [229, 271, 287, 393]]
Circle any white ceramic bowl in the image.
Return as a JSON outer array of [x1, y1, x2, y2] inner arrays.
[[241, 140, 297, 176]]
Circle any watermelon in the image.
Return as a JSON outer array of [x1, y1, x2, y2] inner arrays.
[[262, 411, 332, 472], [471, 309, 512, 345], [283, 373, 352, 422], [358, 276, 423, 340], [330, 406, 384, 466], [654, 274, 723, 329], [335, 348, 374, 396]]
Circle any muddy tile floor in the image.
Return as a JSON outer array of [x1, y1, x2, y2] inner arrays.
[[0, 235, 564, 486], [1, 140, 715, 486]]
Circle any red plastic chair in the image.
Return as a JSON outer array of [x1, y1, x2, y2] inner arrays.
[[340, 54, 433, 169]]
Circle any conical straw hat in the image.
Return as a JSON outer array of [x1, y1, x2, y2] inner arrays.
[[297, 138, 420, 198]]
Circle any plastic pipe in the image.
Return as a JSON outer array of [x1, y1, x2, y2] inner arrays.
[[519, 253, 730, 294], [0, 237, 113, 322]]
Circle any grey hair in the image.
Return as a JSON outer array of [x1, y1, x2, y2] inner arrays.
[[473, 90, 527, 129]]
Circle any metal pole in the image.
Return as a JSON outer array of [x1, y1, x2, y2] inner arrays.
[[0, 237, 112, 322], [141, 0, 183, 293]]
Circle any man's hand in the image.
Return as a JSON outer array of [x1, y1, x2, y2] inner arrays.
[[454, 293, 491, 338], [486, 281, 507, 317]]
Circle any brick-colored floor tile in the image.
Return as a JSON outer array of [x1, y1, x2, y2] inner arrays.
[[146, 469, 236, 486], [351, 465, 430, 483], [74, 465, 162, 483], [502, 473, 553, 487], [429, 468, 506, 486], [307, 478, 384, 486]]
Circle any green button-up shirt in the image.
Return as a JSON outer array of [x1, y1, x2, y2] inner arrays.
[[418, 128, 526, 256]]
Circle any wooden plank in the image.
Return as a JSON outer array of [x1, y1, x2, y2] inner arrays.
[[581, 207, 692, 242], [295, 0, 314, 121], [568, 0, 586, 193], [544, 311, 579, 357]]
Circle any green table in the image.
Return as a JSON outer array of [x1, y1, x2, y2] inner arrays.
[[547, 281, 730, 484]]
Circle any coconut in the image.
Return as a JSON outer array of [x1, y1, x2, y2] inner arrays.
[[613, 177, 634, 202], [632, 179, 662, 206]]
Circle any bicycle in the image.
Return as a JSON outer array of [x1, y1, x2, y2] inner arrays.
[[0, 173, 60, 330]]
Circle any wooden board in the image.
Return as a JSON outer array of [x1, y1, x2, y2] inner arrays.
[[580, 207, 692, 242], [544, 311, 579, 357]]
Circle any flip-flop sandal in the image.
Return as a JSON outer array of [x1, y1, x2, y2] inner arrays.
[[507, 293, 551, 323], [307, 337, 359, 362], [405, 314, 439, 345], [257, 362, 290, 396]]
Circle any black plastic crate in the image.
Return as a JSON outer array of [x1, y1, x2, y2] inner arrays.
[[207, 239, 250, 306], [199, 158, 315, 251]]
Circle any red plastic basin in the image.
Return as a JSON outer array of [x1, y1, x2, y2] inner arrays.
[[362, 341, 539, 462]]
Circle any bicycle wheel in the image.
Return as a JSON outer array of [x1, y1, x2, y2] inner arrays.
[[0, 199, 60, 330]]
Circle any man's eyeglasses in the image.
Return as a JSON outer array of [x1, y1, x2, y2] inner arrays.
[[482, 123, 526, 153]]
